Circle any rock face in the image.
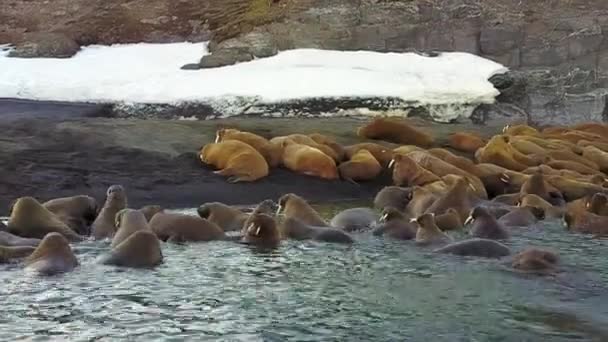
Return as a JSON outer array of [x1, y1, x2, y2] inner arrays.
[[8, 33, 80, 58]]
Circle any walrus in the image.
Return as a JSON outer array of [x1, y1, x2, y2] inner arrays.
[[372, 207, 416, 240], [197, 202, 248, 232], [24, 233, 78, 275], [434, 208, 464, 231], [271, 134, 340, 162], [344, 142, 393, 167], [330, 207, 378, 232], [412, 213, 453, 246], [0, 245, 35, 263], [511, 248, 558, 273], [149, 213, 225, 242], [241, 213, 282, 247], [476, 135, 534, 171], [541, 150, 600, 170], [498, 206, 545, 227], [389, 153, 440, 187], [586, 193, 608, 216], [357, 117, 434, 147], [373, 186, 412, 211], [281, 140, 338, 180], [520, 172, 564, 206], [139, 205, 164, 222], [545, 175, 605, 202], [508, 138, 548, 156], [241, 199, 279, 235], [517, 194, 564, 219], [0, 220, 6, 232], [578, 139, 608, 153], [0, 231, 40, 247], [308, 133, 346, 162], [8, 197, 83, 242], [522, 165, 586, 181], [393, 145, 423, 155], [280, 217, 354, 244], [215, 128, 283, 167], [405, 186, 438, 218], [99, 230, 163, 268], [582, 146, 608, 174], [542, 159, 602, 176], [43, 195, 98, 235], [446, 132, 485, 153], [465, 207, 510, 240], [111, 209, 151, 248], [572, 122, 608, 137], [424, 177, 475, 224], [200, 140, 269, 182], [338, 149, 382, 182], [91, 185, 127, 240], [502, 124, 540, 136], [426, 148, 480, 177], [434, 238, 511, 258], [543, 130, 605, 144], [277, 193, 326, 226]]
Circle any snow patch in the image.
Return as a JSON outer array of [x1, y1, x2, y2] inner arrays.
[[0, 42, 508, 122]]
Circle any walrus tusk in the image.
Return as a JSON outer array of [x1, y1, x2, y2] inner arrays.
[[276, 205, 283, 216], [388, 159, 395, 168], [409, 218, 417, 223], [464, 215, 474, 226], [379, 214, 388, 222], [502, 124, 510, 133], [214, 133, 221, 143], [500, 173, 511, 184], [255, 226, 261, 236], [585, 202, 590, 209], [468, 183, 476, 192], [247, 223, 255, 233]]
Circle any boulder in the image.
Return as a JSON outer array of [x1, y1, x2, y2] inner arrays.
[[8, 32, 79, 58]]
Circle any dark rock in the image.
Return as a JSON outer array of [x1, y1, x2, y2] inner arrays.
[[480, 23, 523, 56], [199, 48, 254, 68], [180, 63, 201, 70], [8, 32, 80, 58]]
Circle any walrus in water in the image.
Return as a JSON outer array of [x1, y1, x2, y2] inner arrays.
[[373, 186, 412, 211], [423, 177, 475, 224], [434, 239, 511, 258], [43, 195, 98, 235], [197, 202, 248, 232], [111, 209, 151, 248], [139, 205, 164, 222], [586, 193, 608, 216], [281, 217, 354, 244], [149, 212, 225, 242], [498, 206, 545, 227], [372, 207, 416, 240], [0, 245, 35, 263], [330, 207, 378, 232], [8, 197, 83, 242], [91, 185, 127, 240], [277, 193, 327, 226], [465, 207, 510, 240], [520, 172, 564, 206], [511, 248, 558, 274], [434, 208, 464, 231], [99, 230, 163, 268], [241, 199, 279, 235], [241, 213, 282, 247], [412, 213, 453, 246], [0, 231, 40, 247], [24, 232, 78, 275]]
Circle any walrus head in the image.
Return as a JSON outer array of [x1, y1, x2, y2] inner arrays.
[[243, 213, 280, 245], [464, 206, 491, 226], [215, 128, 227, 143], [105, 185, 127, 208], [379, 207, 405, 223], [253, 199, 278, 216], [411, 212, 435, 227], [277, 193, 297, 216]]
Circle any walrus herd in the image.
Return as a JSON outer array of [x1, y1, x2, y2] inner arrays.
[[3, 117, 608, 276]]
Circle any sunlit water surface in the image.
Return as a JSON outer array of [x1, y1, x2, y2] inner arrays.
[[1, 202, 608, 341]]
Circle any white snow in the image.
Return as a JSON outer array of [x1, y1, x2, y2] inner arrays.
[[0, 42, 507, 121]]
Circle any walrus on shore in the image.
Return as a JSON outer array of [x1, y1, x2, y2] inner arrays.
[[338, 149, 382, 182], [578, 139, 608, 153], [344, 142, 393, 167], [372, 207, 416, 240], [8, 197, 83, 242], [502, 124, 540, 137], [520, 172, 564, 206], [91, 185, 127, 240], [465, 207, 510, 240], [498, 206, 545, 227], [330, 207, 378, 232], [509, 138, 548, 156], [241, 213, 282, 247], [412, 213, 453, 246], [434, 238, 511, 258], [545, 175, 605, 202], [308, 133, 346, 162], [100, 230, 163, 268], [373, 186, 412, 211], [572, 122, 608, 137], [446, 132, 485, 153], [281, 140, 338, 180], [0, 245, 35, 263], [281, 217, 354, 244], [24, 233, 78, 275], [277, 193, 326, 226], [476, 135, 534, 171], [511, 248, 558, 273], [215, 128, 283, 167], [424, 177, 475, 224], [149, 212, 225, 242], [197, 202, 248, 232], [0, 231, 40, 247], [200, 140, 269, 182], [582, 146, 608, 174], [389, 153, 440, 187], [271, 134, 340, 162], [139, 205, 164, 222], [43, 195, 98, 235], [426, 148, 480, 177], [357, 117, 435, 147], [111, 209, 151, 248]]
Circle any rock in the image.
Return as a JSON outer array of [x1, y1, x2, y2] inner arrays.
[[8, 32, 79, 58], [480, 23, 523, 56], [199, 48, 254, 68], [180, 63, 201, 70]]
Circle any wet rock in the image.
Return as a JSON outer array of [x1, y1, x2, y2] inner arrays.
[[8, 32, 80, 58], [199, 48, 254, 68]]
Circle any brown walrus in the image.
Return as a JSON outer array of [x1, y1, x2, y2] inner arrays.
[[197, 202, 248, 232], [43, 195, 98, 235], [100, 230, 163, 268], [373, 186, 412, 211], [111, 209, 151, 248], [344, 142, 393, 167], [0, 231, 40, 247], [465, 207, 510, 240], [281, 140, 338, 180], [91, 185, 127, 240], [338, 149, 382, 182], [517, 194, 564, 219], [372, 207, 416, 240], [308, 133, 346, 162], [497, 206, 545, 227], [434, 208, 464, 231], [330, 207, 378, 232], [8, 197, 83, 242], [241, 199, 279, 235], [446, 132, 485, 153], [149, 213, 225, 242], [200, 140, 270, 182], [241, 213, 282, 247], [139, 205, 164, 222], [405, 186, 438, 218], [280, 217, 354, 244], [586, 193, 608, 216], [582, 145, 608, 174], [476, 135, 535, 171], [357, 117, 434, 147], [389, 153, 440, 187], [270, 134, 340, 162], [277, 193, 326, 226], [520, 172, 564, 206], [215, 128, 283, 167], [24, 232, 78, 275], [424, 177, 475, 224], [412, 213, 453, 246], [0, 245, 35, 263], [511, 248, 558, 273]]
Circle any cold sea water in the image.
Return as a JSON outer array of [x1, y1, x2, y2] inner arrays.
[[1, 202, 607, 341]]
